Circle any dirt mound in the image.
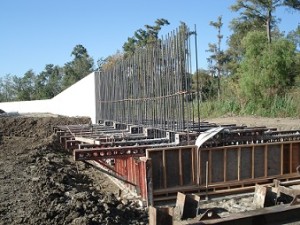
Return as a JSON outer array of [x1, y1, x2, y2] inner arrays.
[[0, 115, 91, 138], [0, 116, 148, 225]]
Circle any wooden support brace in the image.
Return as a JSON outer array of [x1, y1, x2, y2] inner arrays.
[[175, 192, 200, 220], [149, 206, 173, 225]]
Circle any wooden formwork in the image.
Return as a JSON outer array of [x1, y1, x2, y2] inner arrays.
[[146, 141, 300, 204], [55, 124, 300, 206]]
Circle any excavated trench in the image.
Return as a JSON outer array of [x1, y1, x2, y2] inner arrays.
[[0, 115, 148, 225]]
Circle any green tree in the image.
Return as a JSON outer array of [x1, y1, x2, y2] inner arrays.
[[0, 74, 16, 102], [192, 69, 217, 101], [231, 0, 300, 44], [207, 16, 228, 97], [123, 18, 170, 56], [226, 15, 267, 74], [13, 70, 36, 101], [239, 31, 297, 108], [34, 64, 62, 99], [227, 0, 299, 75], [287, 24, 300, 49], [62, 44, 94, 89]]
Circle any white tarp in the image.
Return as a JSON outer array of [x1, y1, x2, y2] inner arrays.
[[195, 127, 224, 149]]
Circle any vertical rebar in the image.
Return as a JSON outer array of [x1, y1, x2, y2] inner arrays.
[[97, 24, 196, 133]]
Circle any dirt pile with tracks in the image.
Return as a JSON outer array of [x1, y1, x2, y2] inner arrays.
[[0, 116, 148, 225]]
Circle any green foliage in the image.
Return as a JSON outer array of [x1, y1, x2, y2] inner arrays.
[[0, 74, 17, 102], [123, 18, 170, 56], [62, 44, 94, 89], [227, 0, 300, 74], [231, 0, 300, 43], [207, 16, 229, 96], [239, 31, 296, 104], [295, 53, 300, 86], [13, 70, 36, 101], [0, 44, 93, 102], [200, 31, 299, 119], [192, 70, 218, 101], [287, 25, 300, 49], [34, 64, 63, 99]]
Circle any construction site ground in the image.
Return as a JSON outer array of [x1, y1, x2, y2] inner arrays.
[[1, 114, 300, 225], [0, 115, 147, 225]]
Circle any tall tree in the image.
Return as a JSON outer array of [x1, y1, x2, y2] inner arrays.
[[62, 44, 94, 89], [123, 18, 170, 56], [192, 69, 217, 101], [34, 64, 62, 99], [287, 24, 300, 49], [231, 0, 300, 44], [207, 16, 228, 97], [13, 70, 36, 101], [239, 31, 297, 107], [226, 14, 267, 74], [0, 74, 16, 102], [227, 0, 299, 75]]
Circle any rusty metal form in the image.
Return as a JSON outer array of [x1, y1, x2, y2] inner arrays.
[[96, 24, 200, 133], [55, 122, 300, 206], [147, 140, 300, 203]]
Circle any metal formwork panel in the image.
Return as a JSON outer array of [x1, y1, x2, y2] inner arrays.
[[114, 157, 148, 201], [198, 141, 300, 186], [146, 141, 300, 204], [146, 146, 197, 190]]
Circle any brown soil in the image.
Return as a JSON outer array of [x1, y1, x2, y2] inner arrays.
[[203, 116, 300, 131], [1, 114, 299, 225], [0, 115, 147, 225]]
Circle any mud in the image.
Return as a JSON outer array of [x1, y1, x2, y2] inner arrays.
[[0, 115, 148, 225]]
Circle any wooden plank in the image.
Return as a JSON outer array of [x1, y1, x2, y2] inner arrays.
[[265, 145, 268, 177], [179, 148, 183, 186], [208, 150, 212, 184], [163, 149, 167, 189], [75, 136, 101, 145], [292, 143, 300, 173], [192, 147, 196, 184], [237, 147, 241, 181], [253, 185, 267, 208], [252, 146, 255, 179], [175, 192, 200, 220], [146, 159, 154, 206], [224, 149, 227, 182], [176, 204, 300, 225], [290, 143, 293, 173], [149, 206, 173, 225], [281, 144, 284, 175]]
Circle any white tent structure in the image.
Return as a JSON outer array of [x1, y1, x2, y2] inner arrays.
[[0, 72, 100, 123]]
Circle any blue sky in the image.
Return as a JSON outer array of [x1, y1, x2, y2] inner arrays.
[[0, 0, 299, 77]]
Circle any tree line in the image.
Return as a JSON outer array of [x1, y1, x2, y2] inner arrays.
[[193, 0, 300, 117], [0, 44, 94, 102], [1, 0, 300, 117]]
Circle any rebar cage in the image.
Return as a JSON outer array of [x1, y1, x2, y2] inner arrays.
[[95, 24, 201, 132]]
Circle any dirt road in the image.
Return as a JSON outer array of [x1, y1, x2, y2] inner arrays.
[[204, 116, 300, 131]]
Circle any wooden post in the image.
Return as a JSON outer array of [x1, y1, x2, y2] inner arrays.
[[149, 206, 173, 225], [264, 145, 268, 177], [179, 148, 183, 186], [252, 146, 255, 178], [224, 148, 227, 182], [175, 192, 200, 220], [146, 159, 154, 206]]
